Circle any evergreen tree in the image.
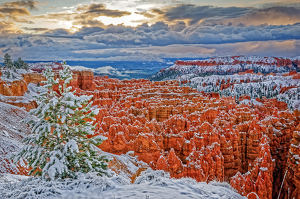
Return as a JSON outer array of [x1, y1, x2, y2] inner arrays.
[[13, 57, 29, 70], [14, 60, 20, 69], [17, 57, 29, 70], [14, 66, 108, 180], [3, 53, 13, 69]]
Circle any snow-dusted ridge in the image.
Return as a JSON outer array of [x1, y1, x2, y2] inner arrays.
[[151, 56, 300, 110]]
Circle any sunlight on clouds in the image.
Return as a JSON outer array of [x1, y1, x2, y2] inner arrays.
[[58, 20, 73, 30], [96, 13, 147, 27]]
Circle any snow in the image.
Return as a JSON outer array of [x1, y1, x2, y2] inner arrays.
[[0, 102, 31, 174], [44, 151, 68, 180], [70, 65, 128, 77], [240, 99, 263, 106], [260, 167, 268, 171], [0, 169, 245, 199], [69, 65, 143, 78], [0, 68, 31, 82]]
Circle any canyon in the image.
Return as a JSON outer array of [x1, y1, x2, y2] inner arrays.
[[0, 57, 299, 199]]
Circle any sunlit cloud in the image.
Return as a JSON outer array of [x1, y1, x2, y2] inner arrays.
[[2, 0, 38, 10], [0, 0, 39, 34]]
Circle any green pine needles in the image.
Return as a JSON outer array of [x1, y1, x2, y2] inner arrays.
[[14, 66, 108, 180]]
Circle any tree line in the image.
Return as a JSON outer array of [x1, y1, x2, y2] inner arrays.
[[1, 53, 29, 70]]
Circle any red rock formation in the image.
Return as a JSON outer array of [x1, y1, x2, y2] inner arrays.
[[75, 76, 296, 199], [1, 67, 298, 199], [22, 73, 45, 84], [73, 70, 96, 90], [0, 79, 27, 96], [282, 122, 300, 199], [230, 136, 274, 199]]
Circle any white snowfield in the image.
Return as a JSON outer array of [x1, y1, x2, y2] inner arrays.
[[0, 170, 245, 199]]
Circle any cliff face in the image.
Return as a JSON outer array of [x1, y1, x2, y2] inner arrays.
[[22, 73, 45, 84], [0, 71, 34, 110], [73, 70, 96, 90], [0, 79, 27, 96]]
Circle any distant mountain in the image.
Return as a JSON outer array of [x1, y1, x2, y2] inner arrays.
[[151, 56, 300, 110]]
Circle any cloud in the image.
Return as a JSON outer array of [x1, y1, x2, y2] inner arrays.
[[0, 21, 22, 34], [23, 27, 49, 33], [77, 3, 131, 18], [154, 4, 250, 24], [0, 7, 30, 16], [0, 2, 299, 61], [0, 0, 38, 32], [3, 0, 38, 10], [78, 22, 300, 47], [1, 20, 299, 61], [72, 3, 131, 28], [35, 13, 74, 21], [218, 7, 300, 26], [32, 3, 131, 30], [146, 4, 300, 27], [0, 0, 38, 16]]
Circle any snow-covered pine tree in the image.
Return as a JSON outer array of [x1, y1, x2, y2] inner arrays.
[[14, 66, 108, 180], [3, 53, 13, 69]]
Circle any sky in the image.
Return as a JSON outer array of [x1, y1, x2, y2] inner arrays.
[[0, 0, 299, 61]]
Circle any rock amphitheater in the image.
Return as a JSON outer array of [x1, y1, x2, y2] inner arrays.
[[0, 67, 299, 199]]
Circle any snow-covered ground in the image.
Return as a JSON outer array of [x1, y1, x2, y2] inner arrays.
[[0, 102, 31, 174], [0, 170, 244, 199], [0, 68, 29, 83]]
